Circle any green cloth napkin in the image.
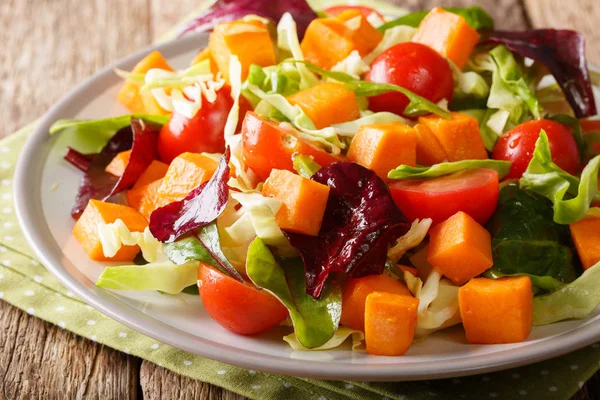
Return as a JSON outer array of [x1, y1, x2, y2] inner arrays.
[[1, 2, 600, 399]]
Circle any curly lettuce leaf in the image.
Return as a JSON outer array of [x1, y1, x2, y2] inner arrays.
[[520, 131, 600, 224], [283, 327, 364, 351], [378, 6, 494, 32], [533, 261, 600, 325], [388, 160, 511, 180], [96, 261, 199, 294], [246, 238, 341, 349]]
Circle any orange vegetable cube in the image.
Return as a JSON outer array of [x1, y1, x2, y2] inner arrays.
[[427, 211, 493, 285], [72, 200, 147, 262], [156, 153, 219, 207], [133, 160, 169, 189], [208, 20, 276, 81], [347, 122, 417, 179], [190, 48, 219, 73], [570, 215, 600, 270], [412, 7, 480, 70], [137, 179, 165, 220], [418, 112, 488, 162], [262, 169, 330, 236], [116, 51, 173, 114], [414, 124, 447, 166], [365, 292, 419, 356], [301, 14, 382, 69], [399, 265, 419, 277], [459, 276, 533, 344], [340, 274, 411, 331], [287, 82, 360, 129], [105, 150, 131, 177]]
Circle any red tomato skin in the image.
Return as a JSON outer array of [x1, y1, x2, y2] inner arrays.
[[324, 5, 385, 20], [365, 42, 454, 117], [492, 119, 579, 180], [158, 86, 251, 164], [389, 169, 500, 226], [198, 263, 289, 335]]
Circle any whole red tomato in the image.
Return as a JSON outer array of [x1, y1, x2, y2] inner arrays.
[[158, 86, 252, 164], [492, 119, 579, 179], [365, 42, 454, 117]]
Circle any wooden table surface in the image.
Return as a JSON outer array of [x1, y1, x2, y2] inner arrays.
[[1, 0, 600, 398]]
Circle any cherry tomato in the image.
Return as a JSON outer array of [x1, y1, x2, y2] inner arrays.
[[324, 5, 385, 20], [389, 169, 500, 226], [365, 42, 454, 117], [198, 263, 289, 335], [492, 119, 579, 179], [242, 111, 341, 181], [158, 86, 252, 164]]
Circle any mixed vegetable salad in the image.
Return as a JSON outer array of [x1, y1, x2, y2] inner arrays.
[[51, 0, 600, 356]]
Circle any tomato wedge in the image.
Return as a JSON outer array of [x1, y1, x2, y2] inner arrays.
[[198, 263, 288, 335], [388, 169, 500, 225], [241, 111, 341, 181]]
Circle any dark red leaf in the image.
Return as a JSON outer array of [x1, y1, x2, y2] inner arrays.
[[149, 148, 231, 243], [284, 162, 410, 298], [64, 147, 96, 172], [178, 0, 317, 40], [484, 29, 597, 118], [71, 118, 161, 218]]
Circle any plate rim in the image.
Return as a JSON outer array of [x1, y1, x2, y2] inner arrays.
[[13, 32, 600, 381]]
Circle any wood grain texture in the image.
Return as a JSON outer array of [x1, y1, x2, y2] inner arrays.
[[524, 0, 600, 65], [0, 0, 598, 399]]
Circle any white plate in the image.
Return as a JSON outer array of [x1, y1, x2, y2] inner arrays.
[[14, 32, 600, 381]]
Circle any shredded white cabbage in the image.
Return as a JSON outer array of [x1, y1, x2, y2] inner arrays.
[[331, 51, 369, 79], [388, 218, 432, 263], [277, 13, 319, 90], [97, 220, 163, 263], [283, 327, 364, 351], [363, 25, 416, 65]]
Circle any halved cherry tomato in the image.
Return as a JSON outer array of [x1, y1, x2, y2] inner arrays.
[[365, 42, 454, 118], [241, 111, 341, 181], [492, 119, 579, 180], [389, 169, 500, 225], [158, 86, 252, 164], [198, 263, 289, 335], [324, 5, 385, 21], [581, 119, 600, 154]]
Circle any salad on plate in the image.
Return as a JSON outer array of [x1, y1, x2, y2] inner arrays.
[[50, 0, 600, 356]]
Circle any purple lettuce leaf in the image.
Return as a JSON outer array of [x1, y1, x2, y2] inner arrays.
[[71, 118, 161, 218], [284, 162, 410, 298], [484, 29, 597, 118], [64, 147, 96, 172], [178, 0, 317, 39], [149, 148, 231, 243]]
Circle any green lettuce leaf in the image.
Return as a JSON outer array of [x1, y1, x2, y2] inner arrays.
[[388, 160, 511, 180], [292, 154, 321, 178], [283, 327, 364, 351], [246, 238, 342, 349], [520, 131, 600, 224], [95, 261, 199, 294], [485, 184, 577, 292], [378, 6, 494, 32], [163, 236, 219, 267], [533, 261, 600, 325]]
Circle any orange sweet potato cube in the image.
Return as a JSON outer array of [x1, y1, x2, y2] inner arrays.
[[117, 51, 173, 114], [335, 10, 383, 56], [190, 47, 219, 73], [570, 215, 600, 270], [104, 150, 131, 177], [287, 82, 360, 129], [412, 7, 480, 70], [414, 124, 447, 166], [208, 20, 276, 81], [72, 199, 147, 262], [459, 276, 533, 344], [133, 160, 169, 189], [365, 292, 419, 356], [136, 179, 166, 220], [262, 169, 330, 236], [418, 112, 488, 162], [347, 122, 417, 179], [427, 211, 493, 285], [127, 160, 169, 213]]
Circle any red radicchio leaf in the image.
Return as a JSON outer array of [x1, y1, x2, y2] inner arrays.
[[484, 29, 597, 118], [284, 162, 410, 298], [71, 118, 161, 218], [64, 147, 96, 172], [149, 148, 231, 243], [177, 0, 317, 40]]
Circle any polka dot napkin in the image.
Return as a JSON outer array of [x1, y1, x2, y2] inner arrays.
[[2, 2, 600, 399]]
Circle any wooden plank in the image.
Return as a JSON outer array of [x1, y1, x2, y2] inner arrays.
[[524, 0, 600, 65]]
